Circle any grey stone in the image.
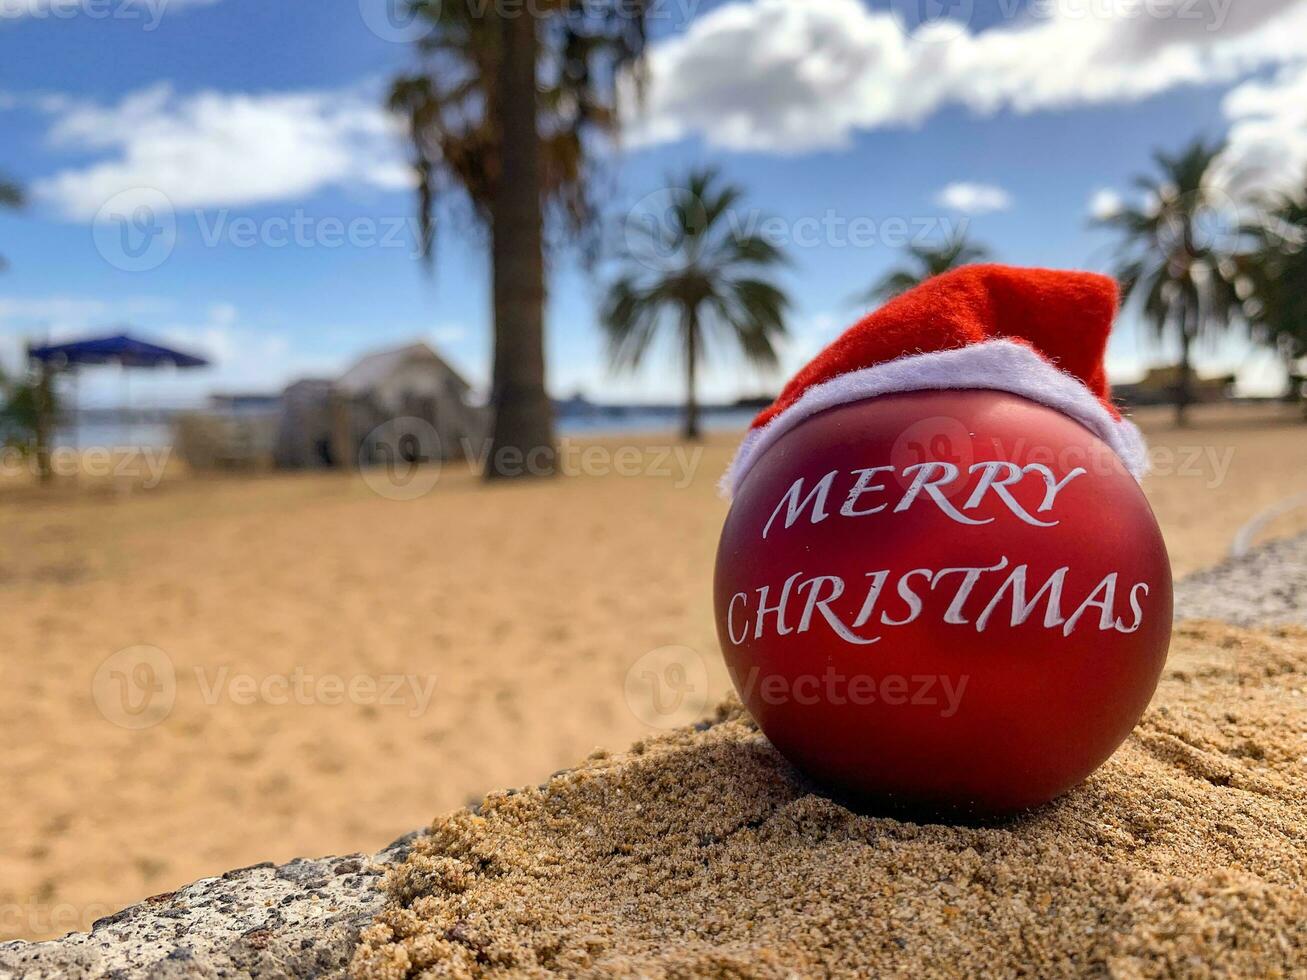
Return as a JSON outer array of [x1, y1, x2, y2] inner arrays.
[[1172, 531, 1307, 627], [0, 846, 410, 980]]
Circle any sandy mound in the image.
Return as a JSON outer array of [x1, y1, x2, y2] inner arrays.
[[352, 622, 1307, 979]]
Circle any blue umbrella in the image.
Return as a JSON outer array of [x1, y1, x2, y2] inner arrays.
[[28, 332, 210, 369], [26, 331, 211, 455]]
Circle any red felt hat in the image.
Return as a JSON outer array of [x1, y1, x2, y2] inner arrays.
[[723, 264, 1147, 495]]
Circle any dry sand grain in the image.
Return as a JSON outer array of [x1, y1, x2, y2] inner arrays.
[[2, 403, 1305, 941], [352, 622, 1307, 979]]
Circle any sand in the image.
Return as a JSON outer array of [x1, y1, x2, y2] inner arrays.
[[352, 621, 1307, 979], [2, 401, 1306, 942]]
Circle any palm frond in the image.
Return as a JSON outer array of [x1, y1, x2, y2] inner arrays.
[[724, 233, 788, 269], [0, 180, 22, 209], [854, 236, 991, 305], [601, 170, 792, 398], [1100, 137, 1249, 412], [1240, 177, 1307, 358], [717, 278, 789, 370], [0, 175, 22, 274], [387, 0, 650, 268], [600, 274, 664, 371]]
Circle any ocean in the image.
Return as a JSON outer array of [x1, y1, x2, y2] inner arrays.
[[54, 408, 757, 450]]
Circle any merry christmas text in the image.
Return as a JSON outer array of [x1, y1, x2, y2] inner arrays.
[[724, 558, 1151, 646], [762, 461, 1087, 537]]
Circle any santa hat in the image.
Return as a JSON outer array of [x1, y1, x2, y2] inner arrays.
[[722, 264, 1147, 496]]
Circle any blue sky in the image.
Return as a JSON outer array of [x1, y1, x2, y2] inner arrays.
[[1, 0, 1305, 407]]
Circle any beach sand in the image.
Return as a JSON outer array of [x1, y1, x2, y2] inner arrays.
[[2, 402, 1306, 942], [352, 621, 1307, 979]]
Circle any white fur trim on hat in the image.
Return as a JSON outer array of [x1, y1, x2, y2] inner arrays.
[[721, 339, 1148, 498]]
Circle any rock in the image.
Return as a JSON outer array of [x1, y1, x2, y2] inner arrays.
[[0, 835, 416, 980], [1172, 531, 1307, 627]]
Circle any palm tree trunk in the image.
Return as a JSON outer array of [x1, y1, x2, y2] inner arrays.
[[682, 307, 701, 441], [1175, 308, 1194, 429], [485, 7, 556, 480], [34, 360, 54, 485]]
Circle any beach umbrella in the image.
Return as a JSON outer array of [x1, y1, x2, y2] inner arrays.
[[25, 331, 210, 478], [27, 332, 210, 370]]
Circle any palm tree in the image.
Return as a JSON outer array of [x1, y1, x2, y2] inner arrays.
[[389, 1, 649, 479], [1097, 139, 1245, 427], [602, 169, 790, 441], [856, 237, 990, 306], [0, 365, 47, 445], [0, 176, 23, 273], [1240, 183, 1307, 411], [1244, 187, 1307, 355]]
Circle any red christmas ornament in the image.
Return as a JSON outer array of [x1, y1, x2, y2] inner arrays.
[[714, 265, 1172, 816]]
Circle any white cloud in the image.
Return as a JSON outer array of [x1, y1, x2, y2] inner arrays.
[[0, 297, 307, 400], [160, 305, 288, 375], [1218, 62, 1307, 199], [1, 0, 219, 29], [31, 82, 409, 220], [627, 0, 1307, 153], [1088, 188, 1124, 220], [97, 305, 330, 405], [1090, 58, 1307, 216], [0, 89, 71, 116], [935, 182, 1012, 215], [0, 296, 115, 323], [1086, 47, 1307, 226], [0, 298, 462, 406], [0, 295, 169, 332], [1111, 0, 1302, 55]]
